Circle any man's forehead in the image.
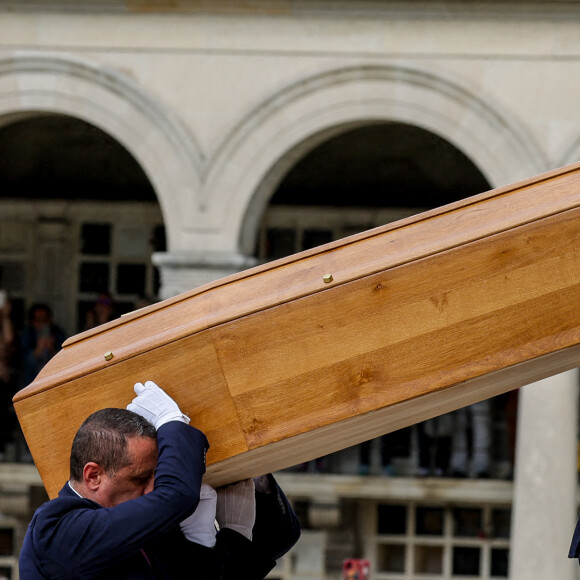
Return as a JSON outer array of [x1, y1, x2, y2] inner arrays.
[[127, 436, 158, 460]]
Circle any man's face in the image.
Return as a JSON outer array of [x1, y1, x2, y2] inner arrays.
[[32, 307, 50, 329], [97, 436, 158, 508]]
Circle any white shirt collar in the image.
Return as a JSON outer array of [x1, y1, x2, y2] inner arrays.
[[67, 480, 83, 498]]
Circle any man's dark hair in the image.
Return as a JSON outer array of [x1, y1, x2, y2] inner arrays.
[[69, 408, 157, 482], [27, 302, 52, 322]]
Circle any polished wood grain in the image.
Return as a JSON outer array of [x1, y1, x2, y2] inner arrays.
[[13, 162, 580, 498]]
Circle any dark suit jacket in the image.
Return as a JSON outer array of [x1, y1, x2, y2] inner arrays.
[[19, 421, 300, 579], [569, 516, 580, 559]]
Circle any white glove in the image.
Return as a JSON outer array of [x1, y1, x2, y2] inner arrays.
[[216, 479, 256, 541], [127, 380, 189, 429], [180, 484, 217, 547]]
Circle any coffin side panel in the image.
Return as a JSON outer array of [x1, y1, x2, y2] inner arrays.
[[214, 208, 580, 447]]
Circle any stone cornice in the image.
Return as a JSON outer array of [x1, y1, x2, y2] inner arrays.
[[2, 0, 580, 20]]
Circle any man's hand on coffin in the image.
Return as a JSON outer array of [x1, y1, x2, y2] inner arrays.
[[127, 380, 190, 429], [216, 479, 256, 540], [180, 483, 217, 547]]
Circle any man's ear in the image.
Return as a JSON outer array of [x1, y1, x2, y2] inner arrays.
[[83, 462, 104, 491]]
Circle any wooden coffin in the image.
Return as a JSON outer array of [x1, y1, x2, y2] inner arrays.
[[13, 162, 580, 499]]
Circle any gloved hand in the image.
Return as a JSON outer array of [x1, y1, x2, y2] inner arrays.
[[216, 479, 256, 541], [127, 380, 189, 429], [180, 483, 217, 547]]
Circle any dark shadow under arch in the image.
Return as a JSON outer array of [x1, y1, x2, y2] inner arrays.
[[271, 123, 490, 208], [0, 114, 156, 201]]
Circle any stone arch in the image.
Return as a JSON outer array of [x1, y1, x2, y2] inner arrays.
[[203, 65, 547, 255], [0, 52, 203, 249]]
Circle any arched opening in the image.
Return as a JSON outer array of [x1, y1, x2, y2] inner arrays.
[[0, 114, 165, 336], [0, 114, 157, 202], [255, 122, 489, 261], [0, 113, 167, 462], [272, 122, 489, 208]]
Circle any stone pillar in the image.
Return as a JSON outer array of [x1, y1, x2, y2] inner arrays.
[[35, 218, 72, 332], [509, 370, 578, 580], [152, 250, 259, 298]]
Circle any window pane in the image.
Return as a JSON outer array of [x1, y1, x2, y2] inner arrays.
[[453, 508, 483, 538], [416, 507, 444, 536], [0, 528, 14, 556], [116, 226, 151, 258], [453, 547, 480, 575], [491, 548, 509, 577], [492, 508, 511, 539], [265, 228, 296, 260], [378, 504, 406, 535], [81, 223, 111, 255], [377, 544, 405, 573], [415, 545, 443, 574], [302, 228, 333, 250], [115, 300, 138, 318], [0, 262, 25, 292], [79, 262, 109, 293], [116, 264, 146, 295]]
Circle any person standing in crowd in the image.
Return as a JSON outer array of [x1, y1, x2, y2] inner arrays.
[[416, 415, 453, 477], [84, 291, 117, 330], [0, 290, 16, 460], [449, 400, 491, 478], [20, 303, 66, 387]]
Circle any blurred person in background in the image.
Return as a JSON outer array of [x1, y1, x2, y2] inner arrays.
[[0, 290, 16, 460], [84, 291, 117, 330], [20, 303, 66, 387]]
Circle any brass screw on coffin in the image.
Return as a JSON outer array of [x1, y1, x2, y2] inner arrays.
[[104, 351, 114, 361], [323, 274, 334, 283]]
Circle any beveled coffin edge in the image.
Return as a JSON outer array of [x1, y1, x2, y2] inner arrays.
[[13, 160, 580, 403], [204, 342, 580, 488]]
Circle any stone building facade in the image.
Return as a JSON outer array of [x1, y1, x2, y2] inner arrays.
[[0, 1, 578, 578]]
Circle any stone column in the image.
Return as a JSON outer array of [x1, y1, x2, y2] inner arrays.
[[152, 250, 258, 298], [509, 370, 578, 580], [35, 218, 72, 332]]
